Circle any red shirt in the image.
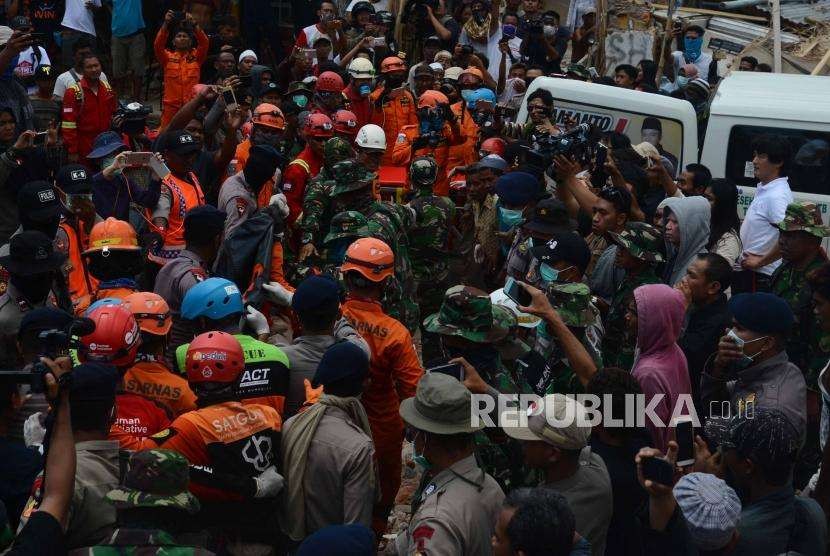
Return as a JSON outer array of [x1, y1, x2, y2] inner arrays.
[[281, 144, 323, 225], [112, 392, 172, 440]]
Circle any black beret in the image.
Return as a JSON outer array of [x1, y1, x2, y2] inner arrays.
[[184, 205, 226, 239], [728, 292, 794, 334], [312, 341, 369, 387], [70, 362, 119, 402], [292, 275, 340, 313]]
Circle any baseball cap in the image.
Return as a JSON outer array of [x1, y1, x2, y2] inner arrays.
[[501, 393, 591, 450], [0, 230, 67, 276], [56, 164, 92, 194], [460, 67, 484, 81], [443, 67, 464, 81], [158, 130, 200, 155], [523, 198, 576, 236], [530, 232, 590, 274], [17, 181, 60, 221]]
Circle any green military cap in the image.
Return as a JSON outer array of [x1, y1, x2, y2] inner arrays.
[[565, 63, 591, 80], [608, 221, 665, 263], [399, 372, 484, 434], [331, 159, 376, 196], [323, 137, 354, 164], [423, 285, 516, 343], [324, 211, 370, 244], [105, 449, 200, 514], [776, 201, 830, 238], [547, 282, 595, 328], [287, 81, 313, 94]]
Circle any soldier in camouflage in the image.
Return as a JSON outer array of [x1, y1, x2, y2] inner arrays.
[[75, 449, 211, 554], [422, 284, 529, 491], [771, 201, 830, 389], [323, 210, 371, 268], [602, 222, 663, 369], [407, 156, 457, 320]]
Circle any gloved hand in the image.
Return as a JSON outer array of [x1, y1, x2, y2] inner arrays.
[[268, 193, 290, 219], [262, 281, 294, 306], [241, 305, 270, 336], [253, 466, 285, 498], [24, 412, 46, 448]]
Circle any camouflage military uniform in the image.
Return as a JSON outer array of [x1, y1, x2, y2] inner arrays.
[[73, 450, 211, 555], [422, 285, 531, 491], [601, 222, 664, 370], [771, 202, 830, 389], [409, 185, 456, 316], [520, 282, 604, 397]]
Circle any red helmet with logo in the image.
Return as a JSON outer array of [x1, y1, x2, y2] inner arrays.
[[304, 113, 334, 138], [80, 305, 141, 367], [185, 331, 245, 384], [317, 71, 345, 93], [333, 110, 358, 136], [380, 56, 406, 74], [480, 137, 506, 158]]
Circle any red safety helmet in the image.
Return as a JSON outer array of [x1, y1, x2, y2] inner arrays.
[[304, 113, 335, 138], [252, 103, 286, 131], [333, 110, 358, 136], [185, 331, 245, 384], [380, 56, 406, 74], [316, 71, 345, 93], [80, 305, 141, 367], [417, 89, 449, 110], [479, 137, 507, 158]]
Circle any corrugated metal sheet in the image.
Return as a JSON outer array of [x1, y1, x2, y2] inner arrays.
[[707, 16, 801, 43], [754, 0, 830, 24]]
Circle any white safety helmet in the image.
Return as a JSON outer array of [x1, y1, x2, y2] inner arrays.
[[355, 124, 386, 151], [348, 57, 375, 79], [489, 288, 541, 329]]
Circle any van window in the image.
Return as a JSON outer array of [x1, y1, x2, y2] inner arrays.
[[725, 125, 830, 195]]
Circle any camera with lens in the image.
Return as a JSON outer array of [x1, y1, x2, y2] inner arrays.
[[114, 102, 151, 134], [526, 123, 600, 169]]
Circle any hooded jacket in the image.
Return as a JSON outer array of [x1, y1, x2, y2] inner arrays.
[[661, 196, 711, 286], [632, 284, 691, 451], [249, 64, 275, 100]]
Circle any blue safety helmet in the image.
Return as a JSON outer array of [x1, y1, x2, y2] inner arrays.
[[462, 87, 497, 109], [84, 297, 123, 316], [181, 277, 243, 320]]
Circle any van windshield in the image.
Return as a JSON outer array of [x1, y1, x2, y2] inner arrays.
[[726, 125, 830, 195]]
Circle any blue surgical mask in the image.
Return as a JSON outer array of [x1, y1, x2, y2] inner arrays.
[[539, 262, 573, 284], [411, 431, 432, 470], [684, 36, 703, 62], [358, 83, 372, 96], [460, 89, 475, 104], [727, 328, 767, 369], [498, 206, 524, 228], [292, 94, 309, 108], [676, 75, 689, 88]]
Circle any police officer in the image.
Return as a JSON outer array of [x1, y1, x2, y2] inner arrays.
[[154, 205, 226, 360], [217, 145, 284, 239], [0, 231, 69, 338], [391, 372, 505, 554], [0, 181, 61, 257]]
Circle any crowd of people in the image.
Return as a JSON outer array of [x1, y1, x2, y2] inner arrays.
[[0, 0, 827, 555]]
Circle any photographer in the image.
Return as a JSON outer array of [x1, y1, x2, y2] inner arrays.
[[295, 1, 347, 63], [424, 0, 460, 49], [9, 17, 50, 95], [519, 10, 569, 75], [5, 356, 75, 556], [500, 87, 559, 141], [153, 10, 209, 129]]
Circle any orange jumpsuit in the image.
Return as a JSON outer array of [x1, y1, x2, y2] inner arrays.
[[447, 102, 480, 173], [61, 78, 117, 161], [281, 145, 323, 226], [341, 296, 423, 531], [123, 357, 198, 416], [154, 26, 209, 129], [369, 86, 418, 166], [390, 121, 466, 196]]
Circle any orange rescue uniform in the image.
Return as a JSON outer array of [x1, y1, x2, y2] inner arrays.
[[123, 358, 198, 416], [341, 297, 423, 530], [154, 26, 209, 129], [447, 102, 480, 172], [390, 121, 466, 196], [369, 86, 418, 166]]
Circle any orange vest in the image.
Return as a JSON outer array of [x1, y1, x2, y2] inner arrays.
[[58, 220, 98, 315], [161, 172, 206, 248]]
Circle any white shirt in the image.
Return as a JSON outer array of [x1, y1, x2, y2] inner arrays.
[[672, 51, 714, 83], [297, 24, 335, 65], [345, 0, 390, 12], [62, 0, 102, 36], [738, 176, 793, 275], [459, 24, 521, 80], [53, 69, 110, 100]]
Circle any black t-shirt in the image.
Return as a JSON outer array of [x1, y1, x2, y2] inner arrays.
[[193, 148, 221, 206], [7, 511, 65, 556]]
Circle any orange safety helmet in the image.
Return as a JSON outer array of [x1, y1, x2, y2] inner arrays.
[[83, 217, 141, 256], [417, 89, 450, 110], [304, 113, 335, 138], [80, 304, 141, 367], [480, 137, 507, 157], [380, 56, 406, 74], [123, 292, 172, 336], [252, 103, 286, 131], [185, 331, 245, 384], [340, 237, 395, 282], [333, 110, 358, 136], [316, 71, 345, 93]]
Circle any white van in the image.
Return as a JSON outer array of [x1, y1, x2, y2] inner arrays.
[[700, 72, 830, 220], [517, 77, 699, 171]]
